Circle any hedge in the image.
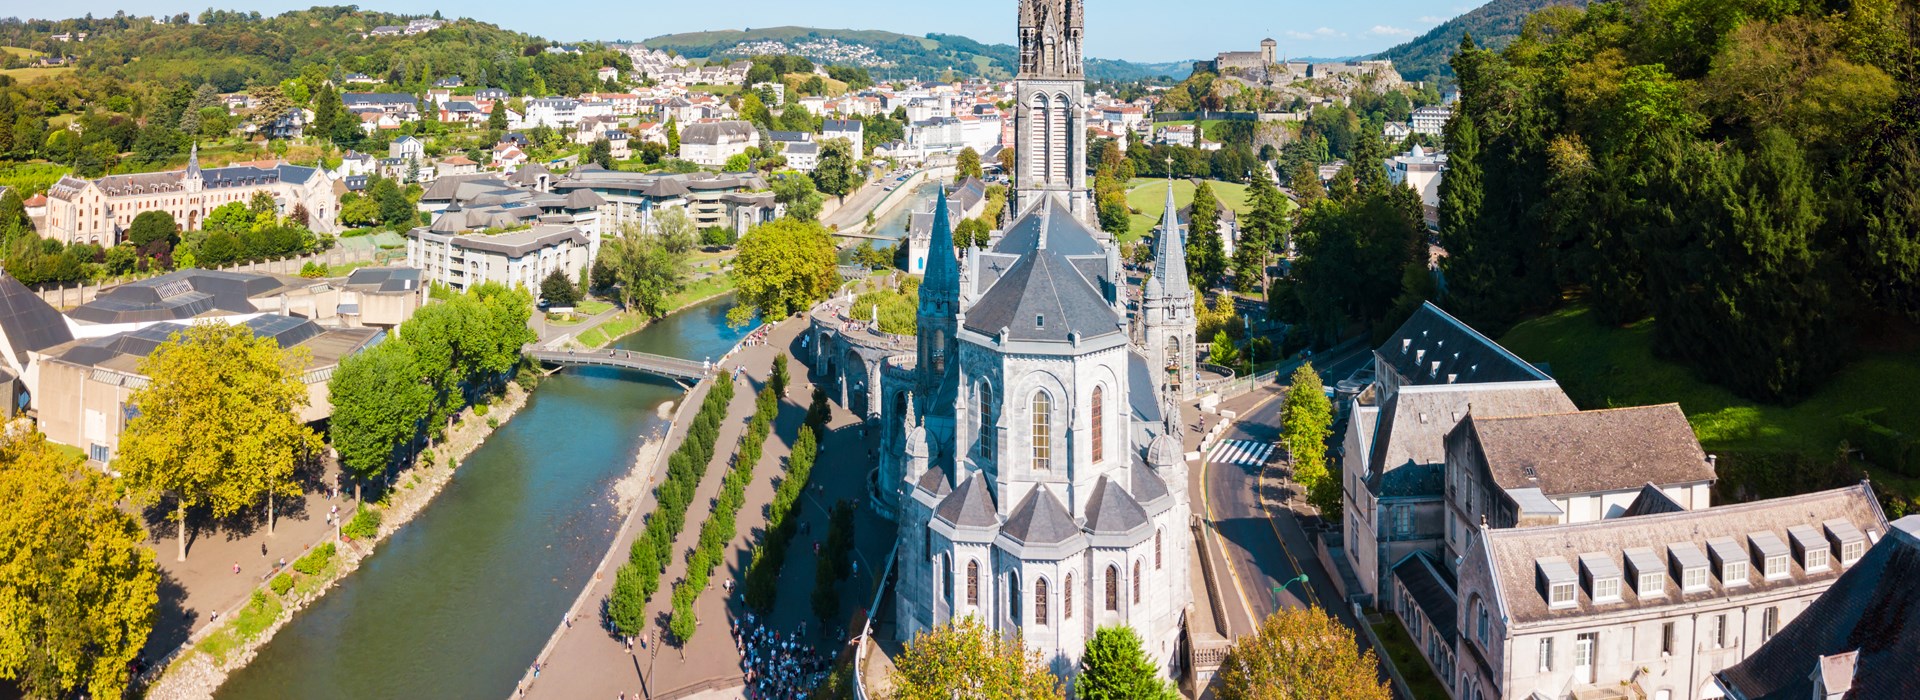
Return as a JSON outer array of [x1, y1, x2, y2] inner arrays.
[[743, 388, 831, 613], [1841, 409, 1920, 477], [670, 385, 779, 643]]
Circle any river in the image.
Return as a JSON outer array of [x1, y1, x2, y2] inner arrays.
[[838, 180, 941, 263], [216, 295, 758, 700]]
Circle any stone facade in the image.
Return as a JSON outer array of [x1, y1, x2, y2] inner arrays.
[[41, 146, 339, 246]]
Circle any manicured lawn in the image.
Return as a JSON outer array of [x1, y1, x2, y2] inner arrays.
[[1372, 618, 1450, 700], [575, 299, 614, 315], [576, 274, 737, 347], [1499, 305, 1920, 457], [1122, 178, 1281, 243]]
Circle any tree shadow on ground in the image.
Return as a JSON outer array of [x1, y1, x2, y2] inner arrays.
[[139, 569, 195, 662]]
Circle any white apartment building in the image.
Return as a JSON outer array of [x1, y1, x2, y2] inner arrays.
[[406, 224, 594, 293], [678, 121, 761, 168]]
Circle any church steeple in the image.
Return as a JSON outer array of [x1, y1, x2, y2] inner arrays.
[[922, 187, 959, 300], [185, 143, 203, 180], [1145, 179, 1189, 300], [918, 187, 961, 398], [1012, 0, 1089, 222]]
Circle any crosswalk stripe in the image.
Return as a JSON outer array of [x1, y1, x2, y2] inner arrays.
[[1253, 443, 1274, 463], [1207, 442, 1229, 462], [1223, 442, 1250, 464]]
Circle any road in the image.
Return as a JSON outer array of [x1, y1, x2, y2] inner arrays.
[[1200, 341, 1372, 636], [821, 167, 914, 232]]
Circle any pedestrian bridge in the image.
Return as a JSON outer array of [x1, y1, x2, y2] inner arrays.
[[527, 348, 711, 382]]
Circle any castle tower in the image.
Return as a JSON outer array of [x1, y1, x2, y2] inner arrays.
[[1261, 38, 1278, 65], [1141, 181, 1197, 398], [1013, 0, 1089, 221], [917, 187, 961, 402]]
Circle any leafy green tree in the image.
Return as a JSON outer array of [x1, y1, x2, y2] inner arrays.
[[723, 152, 752, 172], [666, 118, 680, 152], [728, 217, 838, 327], [609, 214, 692, 319], [608, 562, 647, 638], [813, 138, 863, 200], [772, 171, 823, 221], [1077, 626, 1177, 700], [327, 339, 431, 501], [127, 210, 179, 248], [488, 103, 509, 132], [1207, 329, 1240, 367], [1281, 363, 1336, 516], [0, 430, 157, 700], [118, 322, 321, 560], [588, 137, 614, 169], [1187, 181, 1227, 287], [1095, 174, 1131, 238], [1286, 160, 1324, 206], [540, 269, 580, 307], [1217, 607, 1388, 700], [955, 147, 982, 181], [891, 616, 1061, 700]]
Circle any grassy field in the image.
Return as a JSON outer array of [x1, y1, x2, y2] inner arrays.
[[1372, 619, 1450, 700], [1123, 178, 1275, 243], [1499, 305, 1920, 457], [576, 275, 738, 348], [0, 65, 74, 81], [1, 46, 45, 59]]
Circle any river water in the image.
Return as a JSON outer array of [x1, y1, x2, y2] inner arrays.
[[838, 181, 941, 263], [216, 295, 757, 700]]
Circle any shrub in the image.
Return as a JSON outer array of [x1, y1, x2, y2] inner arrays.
[[270, 573, 294, 596], [342, 506, 383, 540], [1842, 410, 1920, 477], [293, 542, 335, 576]]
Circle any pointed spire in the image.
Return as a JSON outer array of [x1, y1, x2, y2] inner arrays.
[[1146, 179, 1190, 299], [922, 185, 959, 307], [185, 143, 202, 180]]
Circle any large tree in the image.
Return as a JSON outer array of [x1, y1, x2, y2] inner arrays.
[[1282, 363, 1336, 516], [1077, 626, 1177, 700], [126, 210, 179, 249], [891, 616, 1061, 700], [813, 138, 863, 201], [118, 322, 320, 561], [1217, 607, 1388, 700], [728, 217, 838, 327], [610, 212, 692, 319], [0, 430, 157, 700], [771, 171, 824, 222], [327, 339, 432, 501], [1187, 181, 1227, 287], [955, 147, 983, 181]]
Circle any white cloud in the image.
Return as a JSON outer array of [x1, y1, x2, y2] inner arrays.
[[1370, 25, 1416, 36], [1313, 27, 1339, 36], [1283, 30, 1317, 41], [1419, 16, 1446, 23]]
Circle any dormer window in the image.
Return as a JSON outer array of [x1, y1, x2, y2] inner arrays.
[[1624, 547, 1664, 598], [1537, 557, 1577, 609], [1670, 542, 1710, 593], [1709, 537, 1749, 587], [1749, 531, 1791, 580], [1789, 525, 1830, 572], [1580, 553, 1622, 604], [1825, 519, 1866, 567]]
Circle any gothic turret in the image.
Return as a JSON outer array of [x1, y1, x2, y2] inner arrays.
[[917, 187, 961, 400], [1141, 181, 1198, 398], [183, 143, 204, 193]]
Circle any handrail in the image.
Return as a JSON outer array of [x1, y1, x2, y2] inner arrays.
[[527, 347, 710, 380], [852, 538, 899, 700]]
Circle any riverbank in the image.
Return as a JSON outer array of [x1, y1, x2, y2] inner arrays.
[[147, 380, 536, 700], [573, 276, 738, 349]]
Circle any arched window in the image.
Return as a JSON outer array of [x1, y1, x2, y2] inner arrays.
[[1064, 573, 1074, 620], [1035, 577, 1049, 625], [967, 560, 980, 606], [942, 553, 954, 607], [1009, 571, 1021, 622], [1105, 565, 1118, 611], [1031, 392, 1053, 470], [1091, 385, 1105, 464], [1133, 560, 1143, 604], [977, 383, 994, 460], [1155, 529, 1164, 570]]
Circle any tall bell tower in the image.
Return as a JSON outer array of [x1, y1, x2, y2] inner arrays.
[[1013, 0, 1089, 221]]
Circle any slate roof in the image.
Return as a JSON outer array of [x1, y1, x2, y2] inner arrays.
[[341, 267, 421, 293], [420, 225, 589, 257], [1083, 475, 1149, 535], [1130, 463, 1171, 506], [1477, 484, 1885, 626], [993, 196, 1104, 257], [55, 315, 375, 372], [1623, 484, 1688, 517], [934, 470, 999, 528], [960, 248, 1120, 343], [1144, 181, 1190, 300], [1364, 383, 1574, 480], [68, 269, 311, 325], [1001, 486, 1079, 546], [1715, 515, 1920, 700], [0, 274, 73, 365], [1392, 551, 1458, 645], [916, 464, 951, 497], [681, 121, 757, 145], [1381, 302, 1551, 386], [1463, 404, 1714, 496]]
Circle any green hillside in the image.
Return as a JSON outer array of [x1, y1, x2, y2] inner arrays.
[[642, 26, 1186, 82], [1374, 0, 1592, 83]]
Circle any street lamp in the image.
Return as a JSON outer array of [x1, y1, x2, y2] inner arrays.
[[1270, 574, 1309, 607]]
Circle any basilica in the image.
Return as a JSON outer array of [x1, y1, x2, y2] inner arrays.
[[856, 0, 1198, 680]]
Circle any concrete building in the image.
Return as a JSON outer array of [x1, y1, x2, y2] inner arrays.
[[406, 224, 594, 293], [1413, 105, 1452, 136], [550, 168, 779, 237], [823, 119, 865, 157], [335, 267, 425, 329], [41, 147, 340, 246], [1386, 145, 1448, 229]]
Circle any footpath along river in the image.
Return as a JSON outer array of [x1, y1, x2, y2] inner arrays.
[[216, 295, 757, 700]]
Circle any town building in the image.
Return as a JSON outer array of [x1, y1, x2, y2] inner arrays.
[[335, 267, 425, 329], [678, 121, 761, 168], [812, 0, 1196, 682], [550, 168, 779, 237], [903, 177, 989, 274], [40, 147, 340, 246], [1386, 145, 1448, 229], [823, 119, 865, 156], [406, 224, 594, 293], [1413, 105, 1452, 136]]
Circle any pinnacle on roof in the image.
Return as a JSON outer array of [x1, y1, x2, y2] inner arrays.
[[185, 143, 202, 180], [922, 185, 959, 298], [1145, 179, 1190, 299]]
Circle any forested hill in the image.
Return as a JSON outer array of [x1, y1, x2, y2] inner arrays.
[[1374, 0, 1591, 83], [0, 7, 628, 96], [640, 26, 1189, 82]]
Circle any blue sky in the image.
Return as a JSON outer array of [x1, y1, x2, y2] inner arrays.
[[40, 1, 1481, 62]]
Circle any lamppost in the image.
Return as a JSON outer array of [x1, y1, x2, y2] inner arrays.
[[1270, 573, 1309, 608]]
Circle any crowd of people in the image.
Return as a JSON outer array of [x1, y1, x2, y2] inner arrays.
[[732, 612, 831, 699]]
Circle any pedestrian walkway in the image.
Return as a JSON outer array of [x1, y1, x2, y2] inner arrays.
[[1207, 439, 1278, 466]]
